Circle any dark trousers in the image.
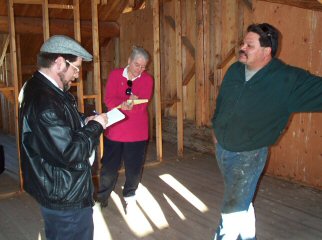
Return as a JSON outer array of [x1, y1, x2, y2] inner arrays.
[[97, 137, 147, 201], [40, 206, 93, 240]]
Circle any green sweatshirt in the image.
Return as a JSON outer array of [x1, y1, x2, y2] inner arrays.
[[212, 58, 322, 152]]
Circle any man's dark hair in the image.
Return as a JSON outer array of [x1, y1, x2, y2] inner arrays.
[[37, 52, 78, 68], [247, 23, 279, 57]]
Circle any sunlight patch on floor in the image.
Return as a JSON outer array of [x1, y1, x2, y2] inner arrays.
[[159, 174, 209, 213], [111, 191, 154, 237], [163, 193, 186, 220], [93, 202, 112, 240], [136, 183, 169, 230]]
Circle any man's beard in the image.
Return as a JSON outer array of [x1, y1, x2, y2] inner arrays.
[[58, 72, 71, 92]]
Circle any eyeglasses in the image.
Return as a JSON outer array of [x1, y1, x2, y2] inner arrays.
[[132, 61, 146, 71], [65, 60, 80, 74], [125, 80, 133, 95]]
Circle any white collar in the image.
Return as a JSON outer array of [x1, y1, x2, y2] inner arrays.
[[38, 70, 63, 91], [122, 65, 141, 81]]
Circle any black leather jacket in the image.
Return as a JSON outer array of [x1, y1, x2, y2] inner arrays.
[[19, 71, 103, 210]]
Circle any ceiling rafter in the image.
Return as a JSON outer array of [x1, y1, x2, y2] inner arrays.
[[258, 0, 322, 11]]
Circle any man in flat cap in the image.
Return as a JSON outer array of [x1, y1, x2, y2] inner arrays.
[[19, 35, 108, 240]]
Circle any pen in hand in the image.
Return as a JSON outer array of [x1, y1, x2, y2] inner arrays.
[[91, 110, 108, 129]]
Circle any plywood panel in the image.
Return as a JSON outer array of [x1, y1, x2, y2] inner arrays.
[[182, 0, 196, 121], [119, 8, 154, 72], [161, 1, 177, 117], [253, 1, 322, 188]]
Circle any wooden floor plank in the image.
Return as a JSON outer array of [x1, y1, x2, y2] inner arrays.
[[0, 133, 321, 240]]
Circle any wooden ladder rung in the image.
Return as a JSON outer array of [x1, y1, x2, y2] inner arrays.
[[0, 86, 14, 91], [83, 95, 98, 99], [48, 4, 74, 10], [12, 0, 73, 9]]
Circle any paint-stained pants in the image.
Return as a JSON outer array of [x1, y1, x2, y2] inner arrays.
[[213, 143, 268, 240]]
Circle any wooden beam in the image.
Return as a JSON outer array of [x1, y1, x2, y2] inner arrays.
[[161, 98, 180, 108], [42, 0, 49, 40], [8, 0, 23, 191], [0, 88, 14, 103], [12, 0, 72, 8], [203, 0, 211, 125], [195, 0, 205, 127], [242, 0, 252, 9], [91, 0, 103, 163], [152, 0, 163, 161], [181, 36, 195, 58], [132, 0, 146, 10], [175, 0, 183, 156], [213, 0, 223, 114], [0, 35, 9, 67], [91, 0, 102, 114], [165, 16, 195, 59], [0, 16, 120, 38], [182, 63, 195, 86], [12, 0, 42, 4], [258, 0, 322, 11], [216, 46, 235, 69], [47, 4, 74, 9]]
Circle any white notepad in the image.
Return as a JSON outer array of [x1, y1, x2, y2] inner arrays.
[[106, 108, 125, 127]]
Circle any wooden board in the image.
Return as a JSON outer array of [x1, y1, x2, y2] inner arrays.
[[0, 135, 322, 240]]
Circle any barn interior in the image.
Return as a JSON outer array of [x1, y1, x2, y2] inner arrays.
[[0, 0, 322, 239]]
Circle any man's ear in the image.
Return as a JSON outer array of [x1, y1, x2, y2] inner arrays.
[[54, 56, 66, 72], [264, 47, 272, 57]]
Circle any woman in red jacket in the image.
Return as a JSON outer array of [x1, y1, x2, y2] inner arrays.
[[96, 46, 154, 211]]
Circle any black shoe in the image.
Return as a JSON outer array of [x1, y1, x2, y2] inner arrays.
[[94, 196, 108, 208], [99, 200, 108, 208]]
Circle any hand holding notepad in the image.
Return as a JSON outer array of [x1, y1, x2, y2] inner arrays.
[[116, 99, 148, 109], [104, 99, 148, 127], [106, 108, 125, 127]]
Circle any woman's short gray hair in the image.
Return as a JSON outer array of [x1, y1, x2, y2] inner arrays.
[[129, 46, 150, 62]]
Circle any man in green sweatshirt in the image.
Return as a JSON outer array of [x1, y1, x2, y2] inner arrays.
[[212, 23, 322, 240]]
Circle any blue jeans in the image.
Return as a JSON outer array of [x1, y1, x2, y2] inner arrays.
[[214, 143, 268, 240], [40, 206, 93, 240], [97, 137, 147, 202]]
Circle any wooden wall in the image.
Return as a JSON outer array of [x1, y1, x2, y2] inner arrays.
[[117, 7, 155, 138], [152, 0, 322, 189], [0, 52, 15, 135], [252, 1, 322, 188], [118, 8, 154, 71]]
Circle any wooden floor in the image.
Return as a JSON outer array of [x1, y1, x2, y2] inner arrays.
[[0, 132, 322, 240]]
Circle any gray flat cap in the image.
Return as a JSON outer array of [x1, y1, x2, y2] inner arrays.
[[40, 35, 93, 61]]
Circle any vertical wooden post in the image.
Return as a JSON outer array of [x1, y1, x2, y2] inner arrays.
[[195, 0, 205, 127], [175, 0, 183, 156], [114, 37, 120, 68], [73, 0, 85, 112], [152, 0, 163, 161], [214, 0, 223, 103], [7, 0, 22, 191], [202, 0, 211, 124], [42, 0, 50, 40], [91, 0, 103, 162], [16, 35, 22, 90]]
